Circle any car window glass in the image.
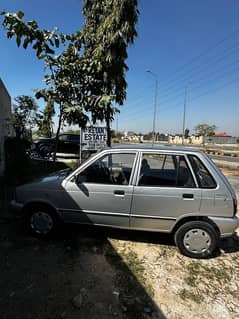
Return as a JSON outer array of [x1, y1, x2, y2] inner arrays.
[[68, 135, 80, 142], [59, 135, 68, 141], [138, 153, 195, 188], [77, 153, 135, 185], [188, 155, 217, 189]]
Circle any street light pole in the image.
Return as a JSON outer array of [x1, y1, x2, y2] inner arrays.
[[146, 70, 158, 146]]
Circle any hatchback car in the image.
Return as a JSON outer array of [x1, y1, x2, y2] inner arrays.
[[11, 146, 239, 258]]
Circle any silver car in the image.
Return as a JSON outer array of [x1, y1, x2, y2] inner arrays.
[[11, 146, 239, 258]]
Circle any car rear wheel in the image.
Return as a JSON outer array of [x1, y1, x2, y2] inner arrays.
[[174, 221, 219, 258], [27, 206, 58, 237]]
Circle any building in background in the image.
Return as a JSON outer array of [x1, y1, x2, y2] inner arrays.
[[0, 78, 14, 176], [204, 133, 238, 145]]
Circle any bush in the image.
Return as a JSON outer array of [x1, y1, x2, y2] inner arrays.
[[4, 137, 30, 184]]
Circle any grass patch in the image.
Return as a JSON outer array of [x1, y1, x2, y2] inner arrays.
[[179, 288, 201, 303], [179, 260, 235, 303], [184, 261, 230, 289], [200, 264, 230, 284], [184, 262, 201, 287], [158, 245, 176, 258]]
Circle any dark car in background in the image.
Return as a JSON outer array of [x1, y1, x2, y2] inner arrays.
[[32, 134, 81, 158]]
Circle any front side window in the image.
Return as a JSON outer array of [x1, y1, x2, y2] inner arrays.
[[188, 155, 217, 189], [138, 153, 195, 188], [77, 153, 135, 185]]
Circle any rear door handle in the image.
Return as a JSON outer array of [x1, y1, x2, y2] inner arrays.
[[183, 193, 194, 199], [114, 190, 125, 196]]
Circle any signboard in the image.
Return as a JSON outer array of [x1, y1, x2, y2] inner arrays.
[[81, 126, 107, 151]]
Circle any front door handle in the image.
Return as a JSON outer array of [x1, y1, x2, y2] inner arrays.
[[183, 193, 194, 199], [114, 190, 125, 196]]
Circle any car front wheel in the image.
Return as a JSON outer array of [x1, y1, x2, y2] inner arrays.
[[27, 206, 58, 237], [174, 221, 219, 258]]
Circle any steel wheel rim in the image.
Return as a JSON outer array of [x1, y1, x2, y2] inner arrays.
[[30, 211, 53, 234], [183, 228, 212, 254]]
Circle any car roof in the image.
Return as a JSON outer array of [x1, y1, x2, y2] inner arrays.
[[109, 144, 203, 154]]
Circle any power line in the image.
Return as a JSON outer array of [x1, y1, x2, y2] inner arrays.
[[161, 27, 239, 88], [158, 42, 239, 101], [190, 76, 239, 102], [120, 28, 239, 127], [121, 74, 239, 123], [158, 57, 239, 105]]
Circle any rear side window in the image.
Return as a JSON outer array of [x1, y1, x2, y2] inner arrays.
[[188, 155, 217, 189], [138, 153, 195, 188]]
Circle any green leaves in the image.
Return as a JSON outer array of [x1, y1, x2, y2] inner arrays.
[[1, 2, 139, 146], [17, 11, 24, 19], [12, 95, 40, 139], [1, 11, 66, 58], [82, 0, 139, 145]]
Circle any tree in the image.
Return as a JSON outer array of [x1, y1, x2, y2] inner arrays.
[[12, 95, 39, 139], [1, 3, 139, 150], [35, 44, 89, 155], [144, 132, 153, 140], [184, 128, 190, 139], [194, 124, 217, 137], [82, 0, 139, 146], [1, 11, 89, 158], [36, 100, 55, 137], [111, 129, 123, 139]]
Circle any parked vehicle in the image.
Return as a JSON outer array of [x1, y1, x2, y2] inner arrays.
[[11, 146, 239, 258], [31, 134, 81, 158]]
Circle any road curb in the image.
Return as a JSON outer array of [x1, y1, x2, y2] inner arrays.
[[205, 149, 239, 158]]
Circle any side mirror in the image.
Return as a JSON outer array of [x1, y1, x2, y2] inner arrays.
[[75, 174, 86, 184]]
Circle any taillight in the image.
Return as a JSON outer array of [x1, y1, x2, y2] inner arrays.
[[233, 198, 237, 216]]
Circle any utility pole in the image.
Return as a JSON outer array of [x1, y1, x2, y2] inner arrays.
[[116, 113, 118, 138], [182, 82, 192, 145], [182, 86, 187, 145], [146, 70, 158, 146]]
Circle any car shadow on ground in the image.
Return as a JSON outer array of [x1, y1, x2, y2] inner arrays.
[[219, 233, 239, 254], [69, 224, 239, 258], [0, 219, 167, 319]]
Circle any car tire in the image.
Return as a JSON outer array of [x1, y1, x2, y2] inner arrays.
[[174, 221, 219, 259], [26, 205, 59, 238]]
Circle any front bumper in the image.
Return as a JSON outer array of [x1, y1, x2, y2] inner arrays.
[[209, 216, 239, 237], [10, 200, 24, 216]]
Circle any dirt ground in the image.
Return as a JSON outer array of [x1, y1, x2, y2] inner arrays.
[[0, 221, 164, 319], [1, 168, 239, 319], [1, 219, 239, 319]]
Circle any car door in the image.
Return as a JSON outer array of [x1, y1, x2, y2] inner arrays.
[[63, 151, 137, 228], [130, 152, 202, 232]]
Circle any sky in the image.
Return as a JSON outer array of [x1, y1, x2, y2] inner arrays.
[[1, 0, 239, 136]]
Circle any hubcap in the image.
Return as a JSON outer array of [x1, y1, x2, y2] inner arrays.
[[30, 211, 53, 235], [183, 228, 212, 254]]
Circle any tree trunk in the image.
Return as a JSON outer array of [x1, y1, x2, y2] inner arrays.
[[53, 104, 63, 162], [106, 110, 111, 147]]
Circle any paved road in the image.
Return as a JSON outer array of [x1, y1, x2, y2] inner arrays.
[[227, 175, 239, 200], [188, 144, 239, 151], [210, 154, 239, 163]]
